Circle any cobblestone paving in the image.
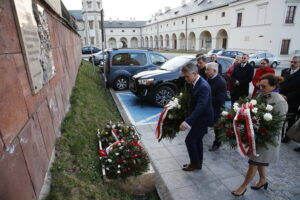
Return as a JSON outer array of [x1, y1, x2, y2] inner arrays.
[[203, 128, 300, 200]]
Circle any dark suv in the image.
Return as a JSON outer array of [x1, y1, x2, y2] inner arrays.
[[104, 49, 168, 90], [129, 55, 233, 107]]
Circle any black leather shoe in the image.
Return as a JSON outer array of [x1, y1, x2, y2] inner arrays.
[[294, 147, 300, 152], [231, 189, 247, 196], [251, 182, 268, 190], [182, 164, 202, 171], [282, 136, 290, 143], [209, 146, 219, 151]]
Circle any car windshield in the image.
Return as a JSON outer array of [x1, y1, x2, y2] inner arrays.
[[160, 57, 193, 72]]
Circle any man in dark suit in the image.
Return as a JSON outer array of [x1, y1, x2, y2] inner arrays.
[[230, 54, 254, 104], [280, 56, 300, 145], [211, 53, 223, 74], [180, 62, 214, 171], [205, 62, 227, 151], [196, 56, 207, 80]]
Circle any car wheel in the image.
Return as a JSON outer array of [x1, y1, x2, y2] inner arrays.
[[271, 62, 278, 68], [114, 76, 129, 91], [153, 86, 175, 107], [250, 61, 256, 67]]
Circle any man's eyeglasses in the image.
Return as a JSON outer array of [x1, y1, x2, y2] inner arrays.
[[260, 63, 267, 65], [259, 85, 267, 89], [290, 61, 298, 64]]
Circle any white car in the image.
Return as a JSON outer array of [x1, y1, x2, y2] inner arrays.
[[249, 53, 280, 68]]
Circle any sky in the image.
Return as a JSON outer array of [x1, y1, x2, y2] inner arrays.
[[62, 0, 183, 20]]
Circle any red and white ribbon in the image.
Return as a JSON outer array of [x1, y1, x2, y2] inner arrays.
[[233, 103, 259, 157], [155, 105, 171, 140]]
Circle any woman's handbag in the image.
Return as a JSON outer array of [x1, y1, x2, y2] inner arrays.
[[287, 118, 300, 142]]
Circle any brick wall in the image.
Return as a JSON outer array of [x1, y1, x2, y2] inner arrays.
[[0, 0, 81, 199]]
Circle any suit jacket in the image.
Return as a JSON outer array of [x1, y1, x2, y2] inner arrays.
[[198, 66, 207, 80], [185, 77, 214, 127], [280, 68, 300, 110], [208, 74, 227, 122], [231, 62, 254, 97]]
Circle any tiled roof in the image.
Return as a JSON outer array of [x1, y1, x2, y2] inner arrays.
[[146, 0, 242, 24], [69, 10, 83, 20], [104, 21, 147, 28]]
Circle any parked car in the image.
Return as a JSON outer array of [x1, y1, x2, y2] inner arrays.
[[249, 52, 280, 68], [129, 55, 233, 107], [104, 49, 168, 91], [207, 49, 224, 55], [81, 46, 101, 59], [89, 51, 105, 65], [217, 50, 244, 58]]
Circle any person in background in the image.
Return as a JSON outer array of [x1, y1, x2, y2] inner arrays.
[[251, 58, 275, 98], [210, 53, 222, 74], [230, 54, 254, 104], [231, 74, 288, 196], [196, 56, 207, 80], [179, 62, 214, 171], [226, 55, 241, 94], [205, 62, 227, 151], [280, 56, 300, 144]]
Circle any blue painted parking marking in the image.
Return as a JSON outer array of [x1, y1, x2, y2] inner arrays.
[[116, 92, 163, 125], [116, 91, 232, 125]]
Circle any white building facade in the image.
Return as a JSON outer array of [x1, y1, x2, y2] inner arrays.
[[70, 0, 300, 62]]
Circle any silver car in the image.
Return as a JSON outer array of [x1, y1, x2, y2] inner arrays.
[[249, 53, 280, 68]]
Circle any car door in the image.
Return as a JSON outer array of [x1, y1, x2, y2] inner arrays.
[[149, 53, 168, 70]]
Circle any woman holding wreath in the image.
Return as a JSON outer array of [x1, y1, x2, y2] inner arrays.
[[232, 74, 288, 196]]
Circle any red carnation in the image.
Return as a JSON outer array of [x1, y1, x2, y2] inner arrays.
[[226, 129, 233, 136], [237, 114, 244, 121], [259, 128, 268, 135], [252, 119, 258, 124], [218, 123, 225, 127], [226, 114, 233, 119]]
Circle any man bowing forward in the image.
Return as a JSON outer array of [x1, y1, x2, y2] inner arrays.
[[180, 62, 214, 171]]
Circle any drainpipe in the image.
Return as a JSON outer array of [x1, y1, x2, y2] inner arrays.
[[185, 16, 188, 52]]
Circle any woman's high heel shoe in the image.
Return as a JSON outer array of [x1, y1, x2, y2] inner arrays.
[[251, 182, 268, 190], [231, 188, 247, 196]]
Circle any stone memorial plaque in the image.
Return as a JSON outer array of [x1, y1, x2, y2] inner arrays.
[[13, 0, 55, 94], [44, 0, 62, 16]]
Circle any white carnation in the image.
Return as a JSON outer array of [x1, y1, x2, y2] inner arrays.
[[168, 114, 173, 119], [117, 170, 121, 174], [250, 99, 257, 105], [263, 113, 273, 121], [266, 104, 273, 111], [115, 153, 119, 156], [118, 165, 121, 168], [180, 92, 183, 97], [106, 167, 109, 170], [233, 103, 239, 107], [177, 104, 181, 109], [108, 159, 112, 163], [221, 111, 229, 117], [251, 108, 258, 114], [234, 106, 240, 112]]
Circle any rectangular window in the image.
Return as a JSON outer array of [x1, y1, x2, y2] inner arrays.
[[221, 12, 225, 17], [182, 20, 184, 24], [285, 6, 296, 24], [205, 16, 208, 20], [280, 39, 290, 55], [89, 20, 93, 29], [97, 2, 100, 9], [87, 2, 92, 9], [99, 21, 101, 29], [191, 18, 194, 22], [237, 13, 242, 27]]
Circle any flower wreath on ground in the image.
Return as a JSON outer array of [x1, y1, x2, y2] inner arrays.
[[156, 86, 190, 142], [97, 121, 150, 180], [216, 96, 285, 157]]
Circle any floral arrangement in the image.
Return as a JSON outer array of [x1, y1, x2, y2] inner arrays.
[[97, 122, 149, 180], [156, 87, 190, 142], [216, 96, 285, 157]]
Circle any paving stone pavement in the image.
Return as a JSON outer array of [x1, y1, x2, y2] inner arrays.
[[136, 124, 300, 200]]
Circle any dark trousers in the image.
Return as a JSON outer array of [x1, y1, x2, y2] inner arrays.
[[212, 127, 221, 147], [185, 125, 208, 165]]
